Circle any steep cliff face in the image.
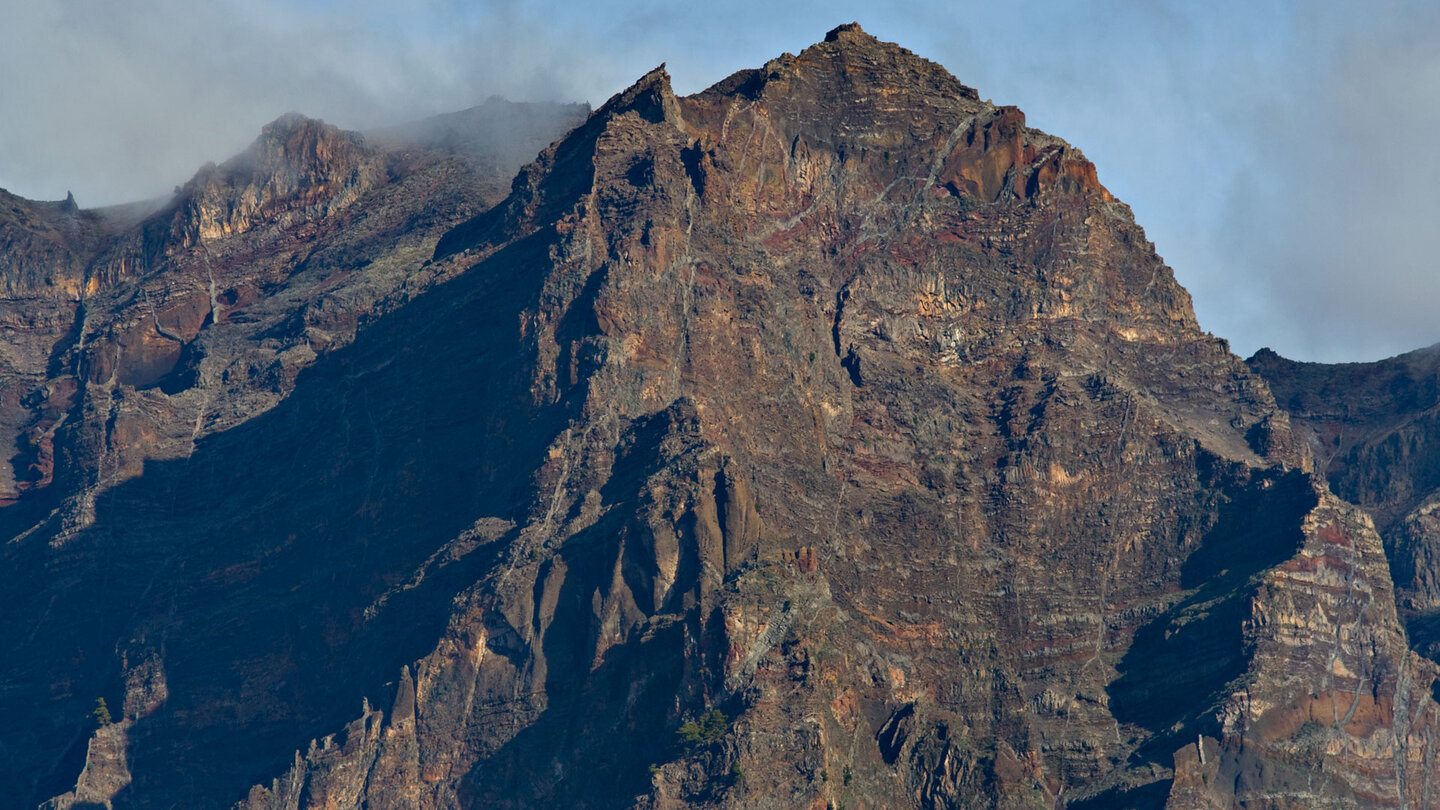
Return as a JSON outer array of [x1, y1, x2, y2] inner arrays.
[[0, 189, 102, 505], [228, 26, 1430, 809], [0, 103, 586, 808], [1251, 346, 1440, 660], [5, 24, 1437, 810]]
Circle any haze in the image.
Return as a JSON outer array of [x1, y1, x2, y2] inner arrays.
[[2, 0, 1436, 363]]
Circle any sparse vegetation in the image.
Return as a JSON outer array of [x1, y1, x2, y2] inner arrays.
[[676, 708, 729, 750], [92, 697, 112, 727]]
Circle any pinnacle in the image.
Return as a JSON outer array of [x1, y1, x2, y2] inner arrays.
[[824, 22, 871, 42], [596, 63, 679, 124], [262, 111, 323, 136]]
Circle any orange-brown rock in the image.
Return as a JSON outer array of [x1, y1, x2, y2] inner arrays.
[[3, 23, 1437, 810]]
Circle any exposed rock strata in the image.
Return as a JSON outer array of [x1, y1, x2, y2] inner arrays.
[[1252, 345, 1440, 664], [0, 102, 585, 807], [2, 23, 1435, 810]]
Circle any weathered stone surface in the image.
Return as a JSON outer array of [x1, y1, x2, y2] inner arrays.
[[1252, 345, 1440, 660], [230, 26, 1431, 810], [0, 102, 585, 808], [3, 23, 1436, 810], [1165, 490, 1440, 808], [0, 189, 104, 505]]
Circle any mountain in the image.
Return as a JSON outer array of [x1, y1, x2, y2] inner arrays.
[[5, 23, 1440, 809]]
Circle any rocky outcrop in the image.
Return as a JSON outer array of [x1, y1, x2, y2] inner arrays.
[[1168, 489, 1440, 808], [1251, 345, 1440, 668], [0, 189, 104, 505], [3, 23, 1436, 810]]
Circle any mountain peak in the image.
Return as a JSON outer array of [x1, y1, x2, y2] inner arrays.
[[11, 23, 1440, 810], [824, 21, 871, 42], [260, 110, 322, 136], [693, 23, 980, 110], [596, 63, 679, 124], [172, 113, 384, 242], [243, 113, 368, 173]]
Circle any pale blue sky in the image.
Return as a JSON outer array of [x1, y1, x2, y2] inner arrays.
[[2, 0, 1437, 362]]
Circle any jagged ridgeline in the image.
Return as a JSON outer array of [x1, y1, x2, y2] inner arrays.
[[5, 23, 1440, 810]]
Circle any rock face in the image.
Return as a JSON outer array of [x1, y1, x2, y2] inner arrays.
[[1251, 346, 1440, 660], [4, 23, 1439, 810], [0, 101, 587, 808], [0, 189, 104, 505]]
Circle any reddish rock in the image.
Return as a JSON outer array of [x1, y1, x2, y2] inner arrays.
[[2, 23, 1436, 810]]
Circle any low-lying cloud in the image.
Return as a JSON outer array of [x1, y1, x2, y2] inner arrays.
[[1216, 4, 1440, 361], [0, 0, 631, 206]]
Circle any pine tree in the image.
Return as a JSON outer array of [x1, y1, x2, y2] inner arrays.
[[92, 697, 112, 726]]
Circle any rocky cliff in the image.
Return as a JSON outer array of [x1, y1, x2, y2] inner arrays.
[[0, 99, 587, 808], [4, 24, 1438, 810], [1252, 345, 1440, 663]]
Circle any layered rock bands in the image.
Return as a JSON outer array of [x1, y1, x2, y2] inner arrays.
[[4, 23, 1439, 810]]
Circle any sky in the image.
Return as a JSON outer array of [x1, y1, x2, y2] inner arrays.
[[1, 0, 1437, 363]]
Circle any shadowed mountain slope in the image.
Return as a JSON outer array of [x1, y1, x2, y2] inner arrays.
[[0, 101, 585, 809], [5, 24, 1439, 810]]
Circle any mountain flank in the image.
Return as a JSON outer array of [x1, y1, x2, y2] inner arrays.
[[3, 23, 1440, 810]]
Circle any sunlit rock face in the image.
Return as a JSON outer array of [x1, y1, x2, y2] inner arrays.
[[7, 23, 1440, 810], [1253, 346, 1440, 660]]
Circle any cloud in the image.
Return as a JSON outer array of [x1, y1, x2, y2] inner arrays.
[[1215, 2, 1440, 361], [0, 0, 633, 206]]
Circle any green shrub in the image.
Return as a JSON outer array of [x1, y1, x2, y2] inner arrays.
[[676, 708, 728, 749], [92, 697, 112, 726]]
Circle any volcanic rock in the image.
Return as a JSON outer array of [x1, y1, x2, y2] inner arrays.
[[0, 100, 585, 808], [4, 23, 1438, 810], [1253, 344, 1440, 663]]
